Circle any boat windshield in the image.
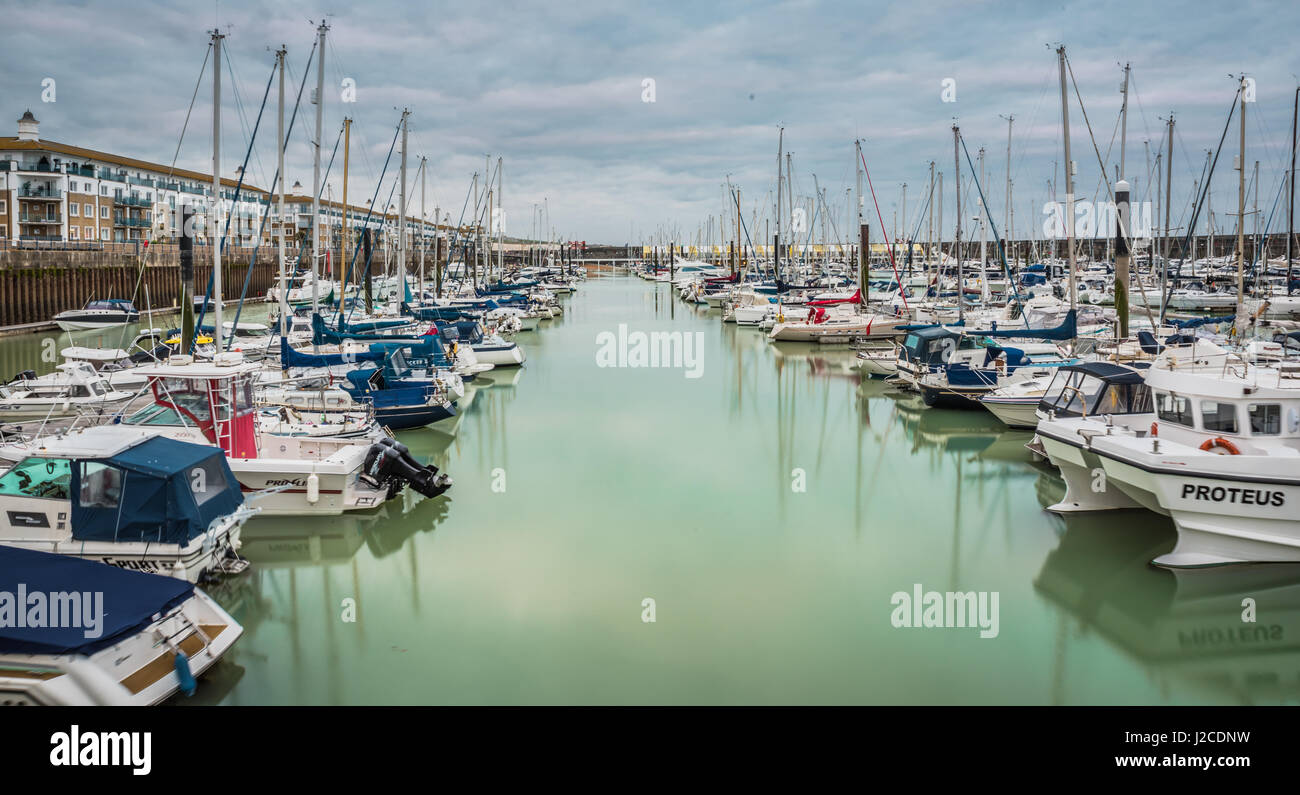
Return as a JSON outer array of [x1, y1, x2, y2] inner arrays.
[[0, 457, 72, 500], [123, 404, 185, 426]]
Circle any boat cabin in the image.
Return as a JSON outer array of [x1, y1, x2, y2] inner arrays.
[[1037, 361, 1151, 418], [126, 354, 260, 458], [0, 429, 243, 547]]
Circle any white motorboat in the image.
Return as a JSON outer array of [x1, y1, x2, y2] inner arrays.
[[0, 427, 252, 582], [2, 353, 451, 516], [980, 374, 1056, 429], [1036, 341, 1300, 565], [0, 362, 137, 421], [768, 306, 905, 342], [0, 545, 243, 705], [52, 299, 140, 331]]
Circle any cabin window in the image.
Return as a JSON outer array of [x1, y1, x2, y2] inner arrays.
[[188, 459, 229, 506], [78, 462, 122, 509], [0, 457, 72, 500], [1155, 392, 1194, 426], [1248, 403, 1281, 436], [1200, 401, 1238, 434]]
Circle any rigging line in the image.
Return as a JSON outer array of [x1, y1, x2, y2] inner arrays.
[[957, 134, 1029, 320], [1066, 54, 1160, 328], [1166, 85, 1241, 307], [857, 145, 908, 311], [167, 42, 214, 179], [1066, 56, 1159, 326], [1127, 69, 1156, 149], [340, 118, 402, 326], [225, 49, 272, 191]]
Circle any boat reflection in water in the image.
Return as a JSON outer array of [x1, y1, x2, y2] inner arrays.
[[1035, 511, 1300, 704]]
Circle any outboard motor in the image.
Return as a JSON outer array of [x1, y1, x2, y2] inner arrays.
[[362, 436, 453, 499], [5, 370, 36, 385]]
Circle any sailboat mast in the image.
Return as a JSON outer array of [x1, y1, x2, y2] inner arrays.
[[311, 20, 328, 316], [420, 156, 426, 299], [953, 124, 962, 323], [1289, 88, 1297, 296], [1235, 77, 1247, 335], [276, 44, 287, 341], [775, 128, 783, 280], [211, 28, 224, 353], [1162, 114, 1174, 320], [1057, 46, 1077, 322], [340, 117, 350, 300], [497, 156, 504, 279], [399, 109, 409, 310], [1119, 63, 1130, 180]]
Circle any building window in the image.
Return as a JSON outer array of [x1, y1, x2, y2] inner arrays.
[[0, 199, 6, 214], [69, 203, 79, 217], [84, 203, 93, 216], [84, 226, 93, 239], [100, 185, 108, 196], [100, 206, 109, 219], [101, 228, 109, 241], [69, 226, 79, 240], [1249, 404, 1281, 436]]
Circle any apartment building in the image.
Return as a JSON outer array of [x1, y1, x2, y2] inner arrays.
[[0, 110, 462, 253]]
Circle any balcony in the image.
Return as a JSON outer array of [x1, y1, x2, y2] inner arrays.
[[118, 195, 152, 208], [67, 165, 95, 177], [18, 187, 61, 199], [16, 162, 55, 173], [19, 215, 61, 224], [98, 169, 126, 182]]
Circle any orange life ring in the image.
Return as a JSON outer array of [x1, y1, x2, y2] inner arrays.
[[1199, 437, 1240, 455], [1149, 422, 1158, 437]]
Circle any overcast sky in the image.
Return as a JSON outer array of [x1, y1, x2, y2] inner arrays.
[[3, 0, 1298, 244]]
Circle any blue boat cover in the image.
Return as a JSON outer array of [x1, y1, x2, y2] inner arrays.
[[0, 545, 194, 655], [970, 309, 1077, 341], [70, 436, 243, 545]]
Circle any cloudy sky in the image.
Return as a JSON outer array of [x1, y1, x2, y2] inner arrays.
[[3, 0, 1298, 244]]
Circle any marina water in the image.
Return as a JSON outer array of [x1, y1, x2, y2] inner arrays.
[[1, 275, 1292, 705]]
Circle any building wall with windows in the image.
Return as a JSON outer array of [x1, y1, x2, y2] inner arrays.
[[2, 110, 471, 253]]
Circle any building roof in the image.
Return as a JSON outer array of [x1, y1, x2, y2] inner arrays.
[[0, 136, 268, 196]]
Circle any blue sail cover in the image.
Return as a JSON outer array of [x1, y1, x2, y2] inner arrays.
[[969, 309, 1077, 341], [70, 436, 243, 545], [0, 545, 194, 655], [1171, 313, 1234, 329], [312, 313, 431, 346], [279, 337, 385, 369]]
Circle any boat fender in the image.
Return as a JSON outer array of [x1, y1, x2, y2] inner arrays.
[[1149, 422, 1158, 437], [1198, 437, 1240, 455], [307, 472, 320, 503], [174, 652, 197, 696]]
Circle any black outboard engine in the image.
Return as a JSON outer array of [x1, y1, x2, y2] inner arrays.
[[5, 370, 36, 385], [362, 437, 453, 499]]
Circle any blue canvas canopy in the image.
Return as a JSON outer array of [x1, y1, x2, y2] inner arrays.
[[70, 436, 243, 545], [0, 545, 194, 655]]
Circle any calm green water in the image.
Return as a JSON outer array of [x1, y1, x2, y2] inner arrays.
[[4, 278, 1297, 705]]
